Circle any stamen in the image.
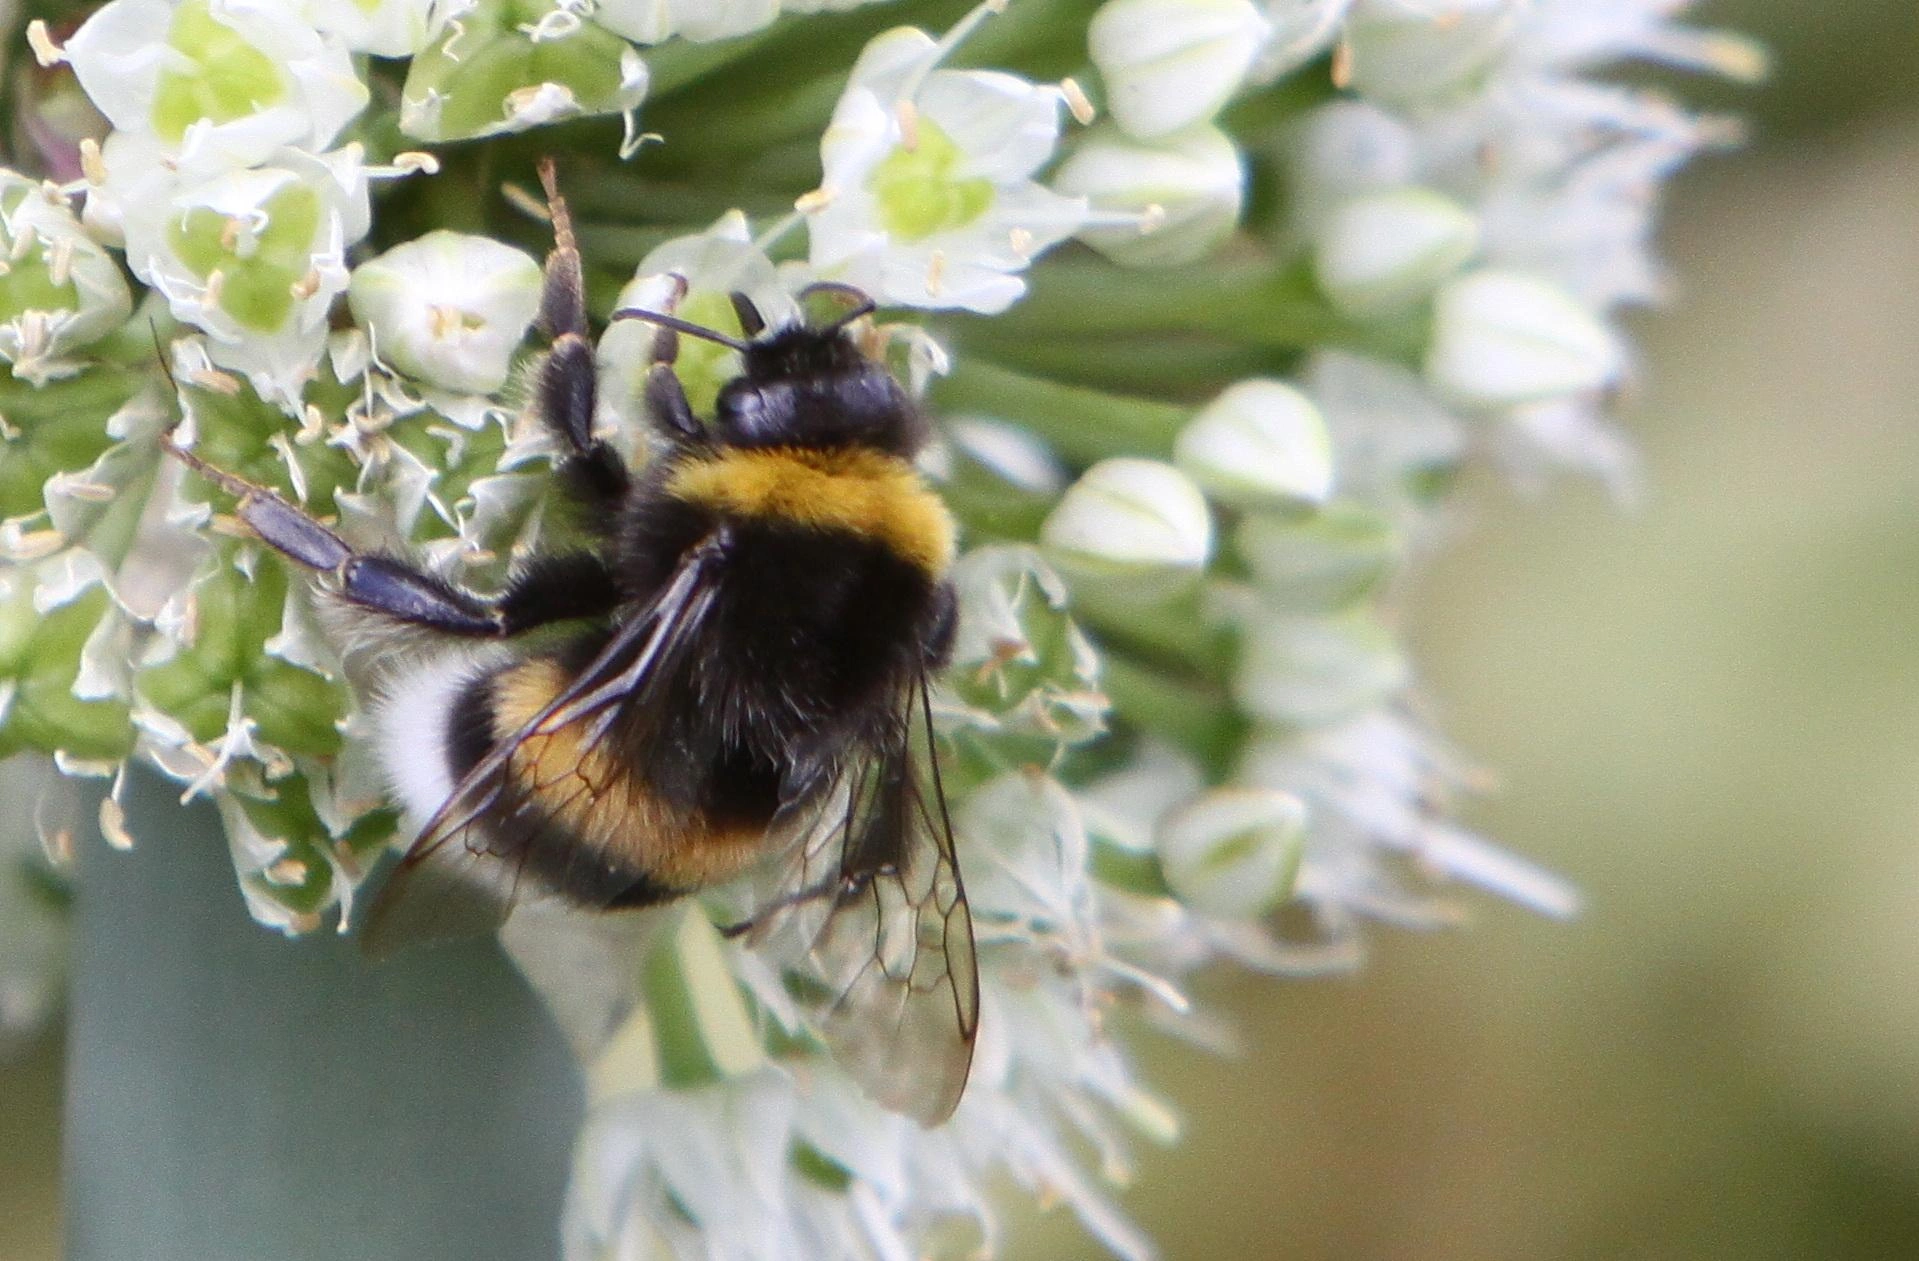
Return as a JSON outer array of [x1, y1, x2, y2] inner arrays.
[[1060, 78, 1096, 126], [25, 20, 65, 67]]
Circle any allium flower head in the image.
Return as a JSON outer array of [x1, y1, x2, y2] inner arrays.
[[0, 0, 1759, 1255]]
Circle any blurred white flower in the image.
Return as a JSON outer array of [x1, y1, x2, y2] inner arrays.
[[1425, 268, 1621, 410], [1312, 186, 1479, 317]]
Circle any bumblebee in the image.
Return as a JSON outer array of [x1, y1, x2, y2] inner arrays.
[[162, 162, 978, 1124]]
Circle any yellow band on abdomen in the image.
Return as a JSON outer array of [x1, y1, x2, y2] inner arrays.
[[664, 446, 956, 577]]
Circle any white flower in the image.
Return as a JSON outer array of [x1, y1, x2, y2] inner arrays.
[[119, 141, 371, 408], [1087, 0, 1273, 140], [1052, 122, 1244, 268], [1040, 457, 1213, 601], [348, 232, 544, 395], [1425, 268, 1621, 410], [301, 0, 436, 58], [0, 174, 133, 383], [1312, 186, 1479, 317], [594, 0, 780, 45], [597, 212, 797, 434], [63, 0, 368, 169], [807, 24, 1089, 314], [1174, 378, 1335, 510]]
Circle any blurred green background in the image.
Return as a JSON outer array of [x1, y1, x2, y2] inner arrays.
[[7, 2, 1919, 1257]]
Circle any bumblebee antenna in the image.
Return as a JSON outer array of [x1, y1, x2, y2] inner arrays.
[[608, 307, 749, 352], [799, 281, 878, 331]]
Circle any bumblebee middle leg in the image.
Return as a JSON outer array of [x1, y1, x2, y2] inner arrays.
[[164, 437, 618, 637]]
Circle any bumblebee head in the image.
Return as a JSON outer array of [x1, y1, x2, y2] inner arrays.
[[612, 285, 930, 459], [715, 323, 928, 457]]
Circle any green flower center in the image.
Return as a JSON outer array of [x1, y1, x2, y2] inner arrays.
[[152, 0, 290, 142], [671, 289, 744, 417], [866, 119, 995, 243], [166, 184, 322, 332]]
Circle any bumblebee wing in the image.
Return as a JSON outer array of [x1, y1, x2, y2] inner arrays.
[[360, 540, 725, 954], [758, 672, 980, 1125]]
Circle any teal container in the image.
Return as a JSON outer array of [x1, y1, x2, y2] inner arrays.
[[64, 771, 583, 1260]]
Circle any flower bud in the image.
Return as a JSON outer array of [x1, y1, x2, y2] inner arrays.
[[349, 231, 543, 395], [400, 0, 649, 143], [1053, 123, 1243, 268], [1425, 269, 1621, 410], [1088, 0, 1273, 141], [1343, 0, 1518, 107], [1237, 502, 1401, 612], [1039, 458, 1213, 602], [64, 0, 367, 167], [1174, 379, 1333, 511], [0, 174, 133, 384], [1155, 787, 1305, 918], [1312, 187, 1478, 319], [1234, 608, 1408, 729]]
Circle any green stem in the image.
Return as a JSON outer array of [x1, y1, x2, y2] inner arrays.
[[931, 359, 1189, 464], [1099, 652, 1246, 779]]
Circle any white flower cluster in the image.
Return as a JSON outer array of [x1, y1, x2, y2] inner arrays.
[[0, 0, 1755, 1256]]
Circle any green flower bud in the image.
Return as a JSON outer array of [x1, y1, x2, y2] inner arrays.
[[400, 0, 649, 143], [0, 367, 147, 523], [1040, 458, 1213, 603], [1175, 379, 1334, 511], [1155, 787, 1304, 918], [1312, 187, 1479, 319]]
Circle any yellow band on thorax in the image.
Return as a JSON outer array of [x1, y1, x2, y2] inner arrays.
[[665, 446, 956, 577]]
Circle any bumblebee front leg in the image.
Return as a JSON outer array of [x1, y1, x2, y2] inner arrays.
[[535, 159, 631, 512], [164, 437, 618, 637]]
